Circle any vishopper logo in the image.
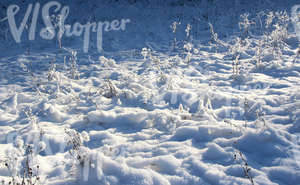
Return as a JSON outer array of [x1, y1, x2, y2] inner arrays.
[[0, 1, 131, 53]]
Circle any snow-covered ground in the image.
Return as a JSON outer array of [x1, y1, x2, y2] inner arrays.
[[0, 0, 300, 185]]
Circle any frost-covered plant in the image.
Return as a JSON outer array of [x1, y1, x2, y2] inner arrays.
[[65, 129, 90, 166], [49, 14, 66, 49], [85, 87, 101, 108], [56, 14, 65, 49], [194, 95, 217, 122], [208, 22, 218, 43], [229, 37, 242, 60], [47, 59, 57, 82], [234, 150, 255, 185], [141, 47, 158, 65], [223, 119, 244, 133], [293, 45, 300, 63], [2, 152, 20, 185], [275, 11, 289, 32], [208, 22, 227, 51], [229, 37, 251, 75], [20, 145, 41, 185], [144, 48, 161, 69], [99, 56, 116, 68], [229, 37, 245, 77], [23, 107, 44, 140], [65, 129, 91, 179], [262, 11, 290, 62], [255, 39, 263, 66], [185, 23, 192, 39], [2, 144, 41, 185], [255, 108, 266, 127], [69, 51, 80, 80], [232, 54, 240, 76], [266, 11, 274, 28], [146, 112, 178, 133], [183, 42, 193, 64], [157, 71, 168, 86], [18, 59, 41, 94], [102, 79, 117, 98], [46, 59, 63, 96], [141, 47, 150, 60], [239, 13, 254, 38], [184, 43, 193, 53], [178, 104, 192, 120], [170, 21, 181, 50], [267, 24, 287, 61], [170, 21, 180, 34], [255, 11, 265, 33]]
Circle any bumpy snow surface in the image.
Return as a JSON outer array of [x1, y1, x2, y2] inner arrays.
[[0, 0, 300, 185]]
